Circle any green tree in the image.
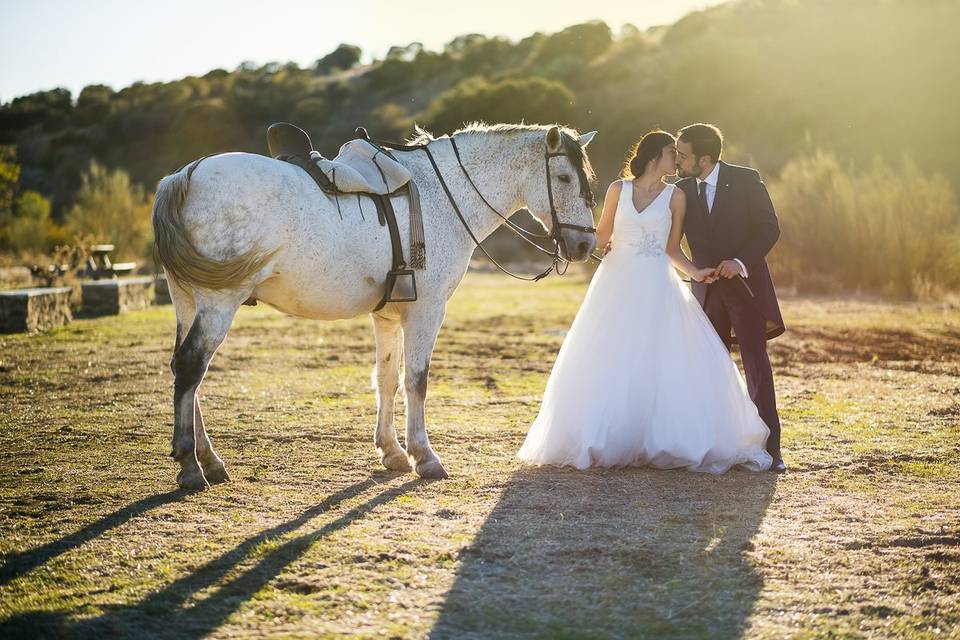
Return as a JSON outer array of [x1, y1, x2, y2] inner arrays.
[[65, 161, 152, 261], [9, 190, 52, 253], [76, 84, 115, 125], [422, 76, 576, 134], [292, 96, 328, 126], [368, 103, 413, 140], [457, 36, 514, 75], [314, 44, 362, 75], [0, 146, 19, 214], [529, 22, 613, 68], [0, 146, 21, 250]]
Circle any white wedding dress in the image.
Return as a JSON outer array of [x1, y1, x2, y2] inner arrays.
[[518, 180, 772, 473]]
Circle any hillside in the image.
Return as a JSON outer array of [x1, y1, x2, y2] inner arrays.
[[1, 0, 956, 214]]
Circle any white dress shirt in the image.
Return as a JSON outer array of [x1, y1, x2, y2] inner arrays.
[[697, 163, 749, 278]]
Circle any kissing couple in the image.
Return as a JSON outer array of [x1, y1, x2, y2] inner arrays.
[[518, 123, 787, 473]]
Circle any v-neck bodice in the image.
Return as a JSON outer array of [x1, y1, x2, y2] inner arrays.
[[610, 179, 674, 259]]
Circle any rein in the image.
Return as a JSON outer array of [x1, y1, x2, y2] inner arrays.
[[371, 132, 597, 282]]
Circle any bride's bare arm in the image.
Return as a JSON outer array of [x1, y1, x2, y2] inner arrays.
[[667, 188, 716, 282], [595, 180, 622, 251]]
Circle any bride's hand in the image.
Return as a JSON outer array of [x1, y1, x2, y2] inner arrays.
[[691, 267, 717, 283], [602, 241, 613, 256]]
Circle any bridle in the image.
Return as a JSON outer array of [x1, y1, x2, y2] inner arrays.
[[371, 130, 597, 281], [543, 139, 599, 255]]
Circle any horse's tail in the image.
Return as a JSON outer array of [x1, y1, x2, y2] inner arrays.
[[152, 158, 277, 291]]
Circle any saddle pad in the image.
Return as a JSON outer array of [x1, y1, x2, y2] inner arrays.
[[310, 139, 412, 195]]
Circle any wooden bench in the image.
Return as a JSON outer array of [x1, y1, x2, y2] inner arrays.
[[29, 263, 70, 287], [86, 244, 137, 280]]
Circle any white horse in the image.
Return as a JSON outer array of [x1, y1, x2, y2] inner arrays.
[[152, 122, 597, 490]]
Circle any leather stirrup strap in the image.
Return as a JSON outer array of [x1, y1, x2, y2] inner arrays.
[[372, 194, 409, 311]]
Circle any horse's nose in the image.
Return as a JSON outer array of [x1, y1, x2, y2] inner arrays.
[[577, 241, 590, 255]]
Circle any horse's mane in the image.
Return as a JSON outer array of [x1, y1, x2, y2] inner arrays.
[[407, 121, 595, 181]]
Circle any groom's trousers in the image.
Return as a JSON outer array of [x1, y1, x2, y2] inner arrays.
[[703, 284, 782, 457]]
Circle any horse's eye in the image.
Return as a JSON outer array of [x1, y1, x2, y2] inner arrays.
[[557, 174, 572, 183]]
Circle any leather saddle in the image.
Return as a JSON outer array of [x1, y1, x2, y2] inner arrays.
[[266, 122, 422, 311], [268, 123, 414, 195]]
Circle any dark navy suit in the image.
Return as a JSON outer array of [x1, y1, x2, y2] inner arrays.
[[677, 161, 785, 457]]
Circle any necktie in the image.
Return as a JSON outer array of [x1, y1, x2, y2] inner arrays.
[[698, 180, 710, 214]]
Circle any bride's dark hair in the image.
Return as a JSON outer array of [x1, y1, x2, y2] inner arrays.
[[622, 130, 676, 178]]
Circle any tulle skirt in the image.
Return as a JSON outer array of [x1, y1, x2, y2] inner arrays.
[[517, 250, 772, 473]]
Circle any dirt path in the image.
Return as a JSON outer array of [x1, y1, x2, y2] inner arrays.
[[1, 273, 958, 638]]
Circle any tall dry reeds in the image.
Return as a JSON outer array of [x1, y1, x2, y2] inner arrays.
[[769, 152, 960, 298]]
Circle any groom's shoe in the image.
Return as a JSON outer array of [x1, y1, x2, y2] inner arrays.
[[771, 456, 787, 473]]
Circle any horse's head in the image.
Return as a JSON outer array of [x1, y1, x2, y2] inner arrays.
[[522, 126, 598, 262]]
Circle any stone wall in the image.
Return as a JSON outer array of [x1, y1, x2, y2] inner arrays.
[[154, 274, 172, 305], [0, 287, 73, 333], [78, 277, 155, 318]]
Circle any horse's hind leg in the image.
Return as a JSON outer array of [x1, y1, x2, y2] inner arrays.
[[168, 277, 231, 485], [194, 402, 230, 484], [170, 299, 239, 490], [371, 313, 412, 472], [168, 275, 196, 375]]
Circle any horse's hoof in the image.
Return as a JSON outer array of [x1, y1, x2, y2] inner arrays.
[[176, 468, 210, 491], [414, 460, 449, 479], [381, 449, 413, 472], [203, 462, 231, 485]]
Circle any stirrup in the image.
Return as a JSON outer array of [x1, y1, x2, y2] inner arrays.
[[384, 268, 417, 303]]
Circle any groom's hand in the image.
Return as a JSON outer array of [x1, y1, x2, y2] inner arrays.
[[716, 260, 743, 279]]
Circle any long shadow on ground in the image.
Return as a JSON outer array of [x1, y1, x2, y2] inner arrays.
[[1, 474, 423, 639], [0, 490, 187, 587], [430, 467, 777, 639]]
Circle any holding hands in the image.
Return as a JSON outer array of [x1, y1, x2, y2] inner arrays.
[[690, 259, 744, 284], [691, 267, 718, 283], [601, 238, 739, 286]]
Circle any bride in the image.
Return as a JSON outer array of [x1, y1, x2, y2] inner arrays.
[[517, 130, 772, 473]]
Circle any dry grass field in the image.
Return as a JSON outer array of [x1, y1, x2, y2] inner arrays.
[[1, 272, 958, 639]]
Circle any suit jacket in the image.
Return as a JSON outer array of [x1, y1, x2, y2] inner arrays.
[[678, 161, 785, 342]]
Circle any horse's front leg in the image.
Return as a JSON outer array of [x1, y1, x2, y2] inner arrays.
[[371, 313, 412, 472], [401, 304, 448, 479]]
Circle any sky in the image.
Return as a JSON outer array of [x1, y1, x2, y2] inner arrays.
[[0, 0, 722, 103]]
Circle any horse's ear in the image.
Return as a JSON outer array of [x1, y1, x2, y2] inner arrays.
[[578, 131, 597, 148], [546, 126, 562, 153]]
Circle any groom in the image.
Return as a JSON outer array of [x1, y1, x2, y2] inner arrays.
[[675, 123, 787, 472]]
